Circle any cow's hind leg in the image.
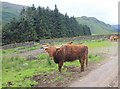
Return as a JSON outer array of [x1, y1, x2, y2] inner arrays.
[[58, 61, 63, 72], [79, 58, 85, 72], [85, 55, 88, 68], [85, 48, 88, 68]]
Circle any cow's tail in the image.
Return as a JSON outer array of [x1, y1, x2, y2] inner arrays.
[[85, 46, 88, 67]]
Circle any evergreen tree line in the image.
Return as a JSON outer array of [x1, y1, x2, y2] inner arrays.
[[2, 5, 91, 45]]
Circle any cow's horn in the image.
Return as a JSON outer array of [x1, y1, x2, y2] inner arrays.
[[56, 47, 60, 49], [43, 47, 48, 49], [42, 43, 49, 46], [56, 47, 60, 50]]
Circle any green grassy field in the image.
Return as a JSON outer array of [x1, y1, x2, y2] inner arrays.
[[0, 55, 2, 89], [1, 40, 115, 87], [2, 44, 40, 55]]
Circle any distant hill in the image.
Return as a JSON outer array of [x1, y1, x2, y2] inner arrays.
[[112, 25, 120, 33], [1, 2, 116, 35], [0, 1, 26, 23], [76, 16, 116, 35], [112, 25, 118, 29]]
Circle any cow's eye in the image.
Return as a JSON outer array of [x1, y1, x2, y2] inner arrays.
[[45, 48, 48, 51]]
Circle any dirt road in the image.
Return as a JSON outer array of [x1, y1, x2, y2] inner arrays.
[[70, 43, 118, 87]]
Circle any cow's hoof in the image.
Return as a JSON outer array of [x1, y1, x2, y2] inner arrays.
[[81, 69, 84, 72]]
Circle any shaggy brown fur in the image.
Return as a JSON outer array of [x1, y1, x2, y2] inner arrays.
[[44, 46, 57, 58], [110, 35, 118, 42], [42, 42, 73, 59], [53, 44, 88, 72]]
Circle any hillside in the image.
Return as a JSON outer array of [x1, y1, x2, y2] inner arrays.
[[112, 25, 120, 32], [0, 1, 26, 23], [76, 16, 116, 35], [112, 25, 118, 29], [2, 3, 91, 45], [1, 2, 116, 35]]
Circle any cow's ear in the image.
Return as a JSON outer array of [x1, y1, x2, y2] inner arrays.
[[67, 41, 73, 44], [69, 41, 73, 44]]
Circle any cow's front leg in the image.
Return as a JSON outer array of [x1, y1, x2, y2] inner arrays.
[[58, 61, 63, 72]]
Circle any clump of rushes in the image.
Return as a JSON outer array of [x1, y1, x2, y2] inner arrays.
[[46, 56, 52, 66]]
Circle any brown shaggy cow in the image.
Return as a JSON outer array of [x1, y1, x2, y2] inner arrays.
[[42, 42, 73, 58], [110, 35, 118, 42], [113, 36, 119, 41], [53, 44, 88, 72]]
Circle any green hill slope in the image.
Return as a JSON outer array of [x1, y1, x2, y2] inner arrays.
[[1, 2, 116, 35], [76, 16, 115, 35], [0, 1, 26, 23]]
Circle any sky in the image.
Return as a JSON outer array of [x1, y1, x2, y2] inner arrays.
[[1, 0, 119, 25]]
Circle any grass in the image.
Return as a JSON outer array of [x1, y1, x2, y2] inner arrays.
[[2, 57, 37, 87], [83, 40, 114, 49], [53, 39, 114, 52], [2, 44, 40, 55], [0, 49, 2, 89], [0, 60, 2, 88], [2, 39, 116, 87], [2, 52, 101, 87], [2, 52, 102, 87], [88, 53, 101, 62], [54, 76, 62, 81], [2, 54, 58, 87], [2, 39, 113, 56]]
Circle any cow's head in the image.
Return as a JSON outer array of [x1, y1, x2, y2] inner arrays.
[[53, 46, 61, 64], [41, 42, 72, 59], [42, 45, 60, 59]]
